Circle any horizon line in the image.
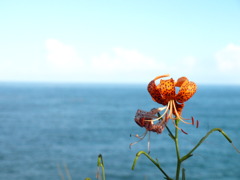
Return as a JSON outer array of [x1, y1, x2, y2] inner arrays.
[[0, 80, 239, 86]]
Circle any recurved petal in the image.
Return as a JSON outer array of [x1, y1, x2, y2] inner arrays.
[[175, 77, 188, 87], [153, 74, 170, 81], [175, 80, 197, 103], [147, 80, 168, 105], [159, 78, 176, 101]]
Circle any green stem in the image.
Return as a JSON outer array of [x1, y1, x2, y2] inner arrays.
[[182, 168, 186, 180], [132, 151, 173, 180], [174, 119, 181, 180], [97, 154, 106, 180], [181, 128, 232, 162], [166, 125, 175, 140]]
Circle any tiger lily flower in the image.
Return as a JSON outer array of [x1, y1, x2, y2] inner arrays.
[[130, 108, 169, 152], [131, 75, 197, 150], [147, 74, 197, 133], [134, 108, 169, 134]]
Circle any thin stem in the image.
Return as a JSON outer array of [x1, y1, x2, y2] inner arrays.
[[174, 119, 181, 180], [182, 168, 186, 180], [166, 125, 175, 140], [64, 163, 72, 180], [56, 163, 65, 180], [97, 154, 106, 180], [132, 151, 173, 180], [157, 112, 174, 139], [175, 120, 181, 161], [181, 128, 233, 162]]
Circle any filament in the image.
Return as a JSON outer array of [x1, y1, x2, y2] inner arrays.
[[168, 100, 173, 119], [148, 132, 151, 154], [171, 100, 192, 124], [146, 103, 169, 122], [129, 130, 148, 148], [134, 130, 148, 140]]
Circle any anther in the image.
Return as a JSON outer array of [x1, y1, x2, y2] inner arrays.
[[196, 120, 199, 128], [181, 129, 188, 134]]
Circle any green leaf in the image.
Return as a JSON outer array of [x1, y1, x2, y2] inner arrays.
[[132, 151, 173, 180], [181, 128, 233, 162], [182, 168, 186, 180], [97, 154, 106, 180]]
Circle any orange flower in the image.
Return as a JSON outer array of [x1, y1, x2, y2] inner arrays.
[[131, 75, 197, 149], [147, 74, 197, 132]]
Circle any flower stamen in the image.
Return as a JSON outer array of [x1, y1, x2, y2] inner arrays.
[[168, 100, 174, 119], [129, 130, 148, 148], [171, 100, 192, 124], [170, 119, 188, 135], [196, 120, 199, 128], [147, 132, 151, 154], [145, 104, 169, 122]]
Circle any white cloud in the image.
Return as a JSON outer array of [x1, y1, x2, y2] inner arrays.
[[215, 44, 240, 72], [44, 39, 200, 83], [89, 48, 168, 82], [46, 39, 83, 72], [91, 48, 166, 73], [45, 40, 169, 82]]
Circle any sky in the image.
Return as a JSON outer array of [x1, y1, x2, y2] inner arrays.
[[0, 0, 240, 84]]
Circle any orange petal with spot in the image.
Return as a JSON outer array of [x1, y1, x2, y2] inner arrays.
[[159, 78, 176, 101], [175, 77, 188, 87], [147, 80, 168, 105], [175, 80, 197, 103]]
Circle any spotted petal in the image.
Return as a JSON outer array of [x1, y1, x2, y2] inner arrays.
[[147, 80, 168, 105], [159, 78, 176, 101], [175, 80, 197, 103], [175, 76, 188, 87]]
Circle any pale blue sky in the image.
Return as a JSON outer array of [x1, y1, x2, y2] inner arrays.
[[1, 0, 240, 84]]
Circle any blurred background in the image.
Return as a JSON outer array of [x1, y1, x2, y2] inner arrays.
[[0, 0, 240, 180]]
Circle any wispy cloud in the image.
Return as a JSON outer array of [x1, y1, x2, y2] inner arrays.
[[44, 39, 240, 84], [89, 47, 169, 82], [44, 39, 203, 83], [215, 43, 240, 72], [45, 39, 169, 82], [46, 39, 84, 72], [91, 48, 166, 72]]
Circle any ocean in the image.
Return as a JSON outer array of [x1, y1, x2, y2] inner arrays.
[[0, 83, 240, 180]]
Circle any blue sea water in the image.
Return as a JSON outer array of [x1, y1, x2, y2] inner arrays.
[[0, 83, 240, 180]]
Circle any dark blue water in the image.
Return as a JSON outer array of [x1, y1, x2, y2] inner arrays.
[[0, 83, 240, 180]]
